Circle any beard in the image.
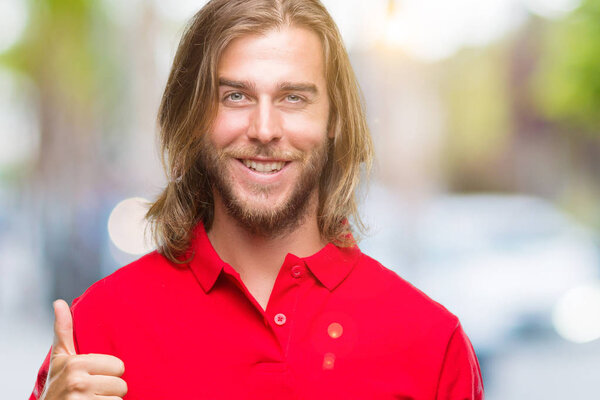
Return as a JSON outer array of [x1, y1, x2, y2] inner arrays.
[[199, 136, 329, 238]]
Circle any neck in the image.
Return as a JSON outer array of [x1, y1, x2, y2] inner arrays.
[[206, 192, 326, 280]]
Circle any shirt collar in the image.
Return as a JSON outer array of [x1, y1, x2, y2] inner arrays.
[[187, 223, 225, 293], [301, 241, 362, 291], [186, 223, 362, 293]]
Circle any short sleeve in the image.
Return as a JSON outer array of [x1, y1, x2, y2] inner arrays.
[[29, 348, 51, 400], [435, 323, 484, 400]]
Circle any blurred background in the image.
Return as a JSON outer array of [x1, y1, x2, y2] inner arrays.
[[1, 0, 599, 398]]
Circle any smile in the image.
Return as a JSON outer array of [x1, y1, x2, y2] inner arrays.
[[240, 159, 287, 173]]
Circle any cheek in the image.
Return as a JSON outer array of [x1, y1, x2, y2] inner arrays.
[[211, 108, 249, 147], [282, 115, 329, 149]]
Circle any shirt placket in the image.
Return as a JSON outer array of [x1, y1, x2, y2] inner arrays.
[[220, 258, 308, 356], [264, 260, 307, 357], [224, 258, 307, 398]]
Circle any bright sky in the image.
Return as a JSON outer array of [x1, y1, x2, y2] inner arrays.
[[145, 0, 581, 61], [325, 0, 581, 60], [0, 0, 27, 53], [0, 0, 583, 61]]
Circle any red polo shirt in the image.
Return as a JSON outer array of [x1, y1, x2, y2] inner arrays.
[[31, 224, 483, 399]]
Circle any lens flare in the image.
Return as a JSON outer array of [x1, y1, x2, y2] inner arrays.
[[322, 352, 335, 370], [328, 322, 344, 339]]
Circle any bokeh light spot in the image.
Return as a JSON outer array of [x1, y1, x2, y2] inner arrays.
[[107, 197, 153, 255], [552, 282, 600, 344]]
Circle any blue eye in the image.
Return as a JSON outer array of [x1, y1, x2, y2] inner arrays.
[[228, 92, 244, 101]]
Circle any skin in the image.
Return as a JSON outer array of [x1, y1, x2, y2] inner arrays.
[[42, 25, 331, 397], [40, 300, 127, 400], [206, 26, 332, 310]]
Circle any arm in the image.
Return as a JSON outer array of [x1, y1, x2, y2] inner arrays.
[[435, 323, 484, 400], [30, 350, 51, 400]]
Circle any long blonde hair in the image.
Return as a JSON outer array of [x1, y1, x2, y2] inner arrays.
[[147, 0, 373, 262]]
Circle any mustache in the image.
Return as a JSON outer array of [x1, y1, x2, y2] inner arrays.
[[219, 145, 304, 161]]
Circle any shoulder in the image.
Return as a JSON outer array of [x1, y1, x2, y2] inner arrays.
[[71, 251, 177, 311], [346, 251, 459, 330], [331, 249, 463, 369], [69, 251, 189, 350]]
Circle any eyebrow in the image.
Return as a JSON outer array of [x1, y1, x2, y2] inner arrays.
[[218, 78, 255, 91], [218, 78, 319, 95], [278, 81, 318, 94]]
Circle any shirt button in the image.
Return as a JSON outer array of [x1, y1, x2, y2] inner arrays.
[[274, 313, 287, 326], [291, 264, 303, 278]]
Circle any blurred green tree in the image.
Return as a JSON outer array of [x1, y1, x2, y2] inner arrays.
[[1, 0, 118, 110], [0, 0, 123, 302], [533, 0, 600, 134], [440, 43, 515, 192]]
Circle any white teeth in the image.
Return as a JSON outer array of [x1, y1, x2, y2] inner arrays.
[[242, 160, 285, 173]]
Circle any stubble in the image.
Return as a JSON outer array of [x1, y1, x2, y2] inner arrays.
[[199, 137, 329, 238]]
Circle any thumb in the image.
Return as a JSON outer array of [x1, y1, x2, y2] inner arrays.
[[52, 299, 76, 356]]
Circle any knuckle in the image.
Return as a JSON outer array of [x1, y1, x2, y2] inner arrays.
[[48, 357, 66, 375], [65, 373, 87, 392], [63, 356, 82, 373]]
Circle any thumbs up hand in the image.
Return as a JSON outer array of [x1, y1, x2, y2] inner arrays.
[[40, 300, 128, 400]]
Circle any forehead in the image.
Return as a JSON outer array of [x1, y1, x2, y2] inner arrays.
[[217, 26, 326, 88]]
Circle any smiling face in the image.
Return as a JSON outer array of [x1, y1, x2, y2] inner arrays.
[[200, 25, 331, 237]]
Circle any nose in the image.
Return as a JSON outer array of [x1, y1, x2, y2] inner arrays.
[[247, 98, 282, 143]]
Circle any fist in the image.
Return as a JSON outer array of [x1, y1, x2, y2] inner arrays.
[[40, 300, 128, 400]]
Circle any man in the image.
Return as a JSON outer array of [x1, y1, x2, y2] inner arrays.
[[31, 0, 484, 399]]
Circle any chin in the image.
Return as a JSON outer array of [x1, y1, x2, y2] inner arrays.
[[237, 186, 290, 208], [239, 197, 289, 216]]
